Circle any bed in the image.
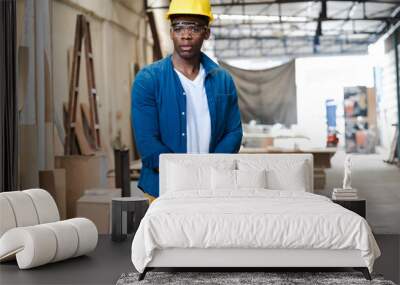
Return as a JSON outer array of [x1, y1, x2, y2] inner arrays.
[[131, 154, 380, 281]]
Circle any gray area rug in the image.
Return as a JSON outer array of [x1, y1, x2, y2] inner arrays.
[[116, 272, 396, 285]]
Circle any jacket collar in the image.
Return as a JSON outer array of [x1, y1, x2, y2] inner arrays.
[[167, 52, 219, 76], [200, 52, 219, 75]]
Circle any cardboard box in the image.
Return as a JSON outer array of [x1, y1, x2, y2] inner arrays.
[[76, 189, 120, 234], [39, 169, 67, 219], [55, 154, 108, 218], [84, 188, 121, 196]]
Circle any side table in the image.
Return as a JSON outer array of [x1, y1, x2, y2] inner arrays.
[[332, 198, 366, 218], [112, 197, 149, 242]]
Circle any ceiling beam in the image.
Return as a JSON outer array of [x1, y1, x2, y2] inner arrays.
[[374, 5, 400, 41], [314, 0, 326, 52], [213, 48, 368, 59], [214, 32, 377, 41], [213, 35, 375, 43], [148, 0, 400, 9], [212, 17, 400, 25], [211, 16, 398, 28], [212, 30, 378, 37]]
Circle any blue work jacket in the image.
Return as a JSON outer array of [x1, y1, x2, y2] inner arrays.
[[131, 53, 243, 197]]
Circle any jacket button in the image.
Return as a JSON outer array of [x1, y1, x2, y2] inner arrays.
[[183, 92, 186, 96], [181, 112, 185, 116], [182, 133, 185, 137]]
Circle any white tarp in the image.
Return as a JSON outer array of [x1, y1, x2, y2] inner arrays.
[[220, 60, 297, 126]]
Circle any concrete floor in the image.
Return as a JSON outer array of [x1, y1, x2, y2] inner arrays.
[[0, 236, 133, 285], [1, 235, 399, 285]]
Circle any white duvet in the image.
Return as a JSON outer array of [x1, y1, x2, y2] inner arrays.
[[131, 190, 380, 273]]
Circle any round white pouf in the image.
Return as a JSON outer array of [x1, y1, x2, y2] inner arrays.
[[0, 226, 57, 269], [0, 218, 98, 269], [0, 191, 39, 227], [24, 189, 60, 223], [42, 221, 79, 262], [0, 196, 17, 237], [66, 218, 98, 257]]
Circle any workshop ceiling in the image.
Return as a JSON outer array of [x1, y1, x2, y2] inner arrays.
[[147, 0, 400, 59]]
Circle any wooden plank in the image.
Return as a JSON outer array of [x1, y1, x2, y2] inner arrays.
[[129, 63, 140, 161], [63, 103, 78, 154], [17, 46, 29, 112], [44, 51, 54, 169], [80, 103, 96, 148], [45, 122, 55, 169], [44, 51, 52, 123], [63, 103, 94, 155], [75, 105, 95, 155], [146, 11, 162, 61], [80, 103, 91, 123], [53, 123, 65, 159]]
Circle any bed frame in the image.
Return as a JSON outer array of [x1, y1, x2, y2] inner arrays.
[[139, 248, 371, 280], [137, 154, 372, 281]]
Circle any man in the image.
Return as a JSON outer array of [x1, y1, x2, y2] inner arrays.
[[131, 0, 242, 200]]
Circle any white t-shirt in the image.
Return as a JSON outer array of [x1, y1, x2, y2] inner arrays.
[[175, 64, 211, 153]]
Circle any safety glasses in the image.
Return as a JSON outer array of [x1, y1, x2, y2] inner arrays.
[[171, 21, 208, 36]]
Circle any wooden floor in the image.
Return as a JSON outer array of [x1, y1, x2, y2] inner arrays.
[[0, 235, 399, 285]]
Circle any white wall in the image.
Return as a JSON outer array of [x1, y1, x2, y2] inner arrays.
[[370, 34, 399, 151], [295, 55, 374, 148]]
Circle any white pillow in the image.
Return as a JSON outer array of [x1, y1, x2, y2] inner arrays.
[[211, 168, 236, 190], [267, 163, 307, 191], [167, 160, 236, 192], [167, 162, 209, 191], [236, 169, 267, 189], [238, 159, 308, 191], [211, 169, 267, 191]]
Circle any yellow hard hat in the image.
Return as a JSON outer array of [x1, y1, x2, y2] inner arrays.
[[166, 0, 214, 22]]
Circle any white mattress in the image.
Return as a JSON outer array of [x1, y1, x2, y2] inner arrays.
[[131, 190, 380, 273]]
